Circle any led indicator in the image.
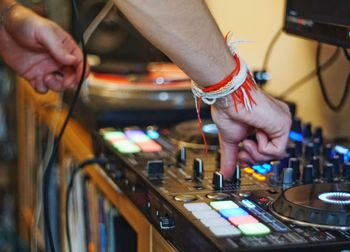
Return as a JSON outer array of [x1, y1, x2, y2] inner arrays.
[[289, 131, 303, 142], [318, 192, 350, 205], [146, 129, 160, 139], [241, 199, 256, 209]]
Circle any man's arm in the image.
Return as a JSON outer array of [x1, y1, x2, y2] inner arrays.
[[113, 0, 235, 87], [113, 0, 292, 178], [0, 0, 87, 93]]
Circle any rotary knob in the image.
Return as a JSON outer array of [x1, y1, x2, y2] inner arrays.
[[193, 158, 204, 181], [302, 165, 313, 184], [212, 171, 224, 190]]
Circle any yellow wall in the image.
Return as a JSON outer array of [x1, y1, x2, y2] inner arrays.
[[206, 0, 350, 139]]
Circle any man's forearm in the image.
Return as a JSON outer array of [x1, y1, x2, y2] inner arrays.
[[113, 0, 236, 87]]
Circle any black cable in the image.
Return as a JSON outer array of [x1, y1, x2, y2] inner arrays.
[[344, 48, 350, 62], [43, 0, 87, 250], [65, 158, 107, 252], [278, 46, 340, 99], [316, 43, 350, 111], [262, 29, 283, 71]]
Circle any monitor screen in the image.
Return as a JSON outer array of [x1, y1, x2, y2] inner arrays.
[[284, 0, 350, 48]]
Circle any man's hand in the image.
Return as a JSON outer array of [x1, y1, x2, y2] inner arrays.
[[211, 89, 292, 179], [0, 2, 88, 93]]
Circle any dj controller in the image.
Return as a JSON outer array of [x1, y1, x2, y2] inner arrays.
[[94, 118, 350, 251]]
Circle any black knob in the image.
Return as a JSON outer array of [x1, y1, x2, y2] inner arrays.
[[232, 165, 241, 184], [343, 162, 350, 181], [323, 163, 334, 182], [287, 146, 297, 158], [313, 127, 323, 145], [289, 158, 300, 180], [269, 161, 281, 186], [302, 123, 312, 139], [304, 143, 315, 163], [292, 117, 302, 133], [312, 139, 322, 156], [323, 144, 333, 161], [146, 160, 164, 178], [331, 156, 341, 176], [280, 156, 290, 170], [311, 156, 321, 179], [212, 171, 224, 189], [282, 167, 294, 188], [338, 153, 345, 165], [302, 165, 313, 184], [294, 141, 303, 157], [193, 158, 204, 181], [177, 147, 186, 165]]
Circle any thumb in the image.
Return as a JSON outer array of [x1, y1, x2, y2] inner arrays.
[[219, 134, 239, 179]]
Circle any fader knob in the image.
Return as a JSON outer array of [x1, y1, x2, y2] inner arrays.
[[302, 165, 313, 184], [323, 163, 334, 182], [289, 158, 300, 181], [302, 123, 312, 139], [269, 161, 281, 186], [212, 171, 224, 190], [304, 143, 315, 163], [177, 147, 186, 165], [312, 139, 322, 156], [331, 156, 340, 176], [313, 127, 323, 145], [294, 141, 303, 157], [193, 158, 204, 181], [291, 117, 302, 133], [343, 162, 350, 181], [282, 168, 293, 188], [323, 144, 333, 161], [232, 165, 241, 184], [287, 146, 297, 158], [311, 156, 321, 179]]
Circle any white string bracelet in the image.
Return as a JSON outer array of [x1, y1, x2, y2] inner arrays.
[[191, 40, 257, 112]]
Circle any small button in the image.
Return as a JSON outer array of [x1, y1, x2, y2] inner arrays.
[[183, 202, 211, 212], [174, 194, 198, 202], [200, 217, 231, 228], [192, 210, 221, 220], [238, 223, 271, 236], [209, 226, 241, 237], [258, 197, 269, 203], [228, 215, 259, 226]]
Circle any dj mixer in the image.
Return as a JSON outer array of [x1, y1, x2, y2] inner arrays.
[[94, 118, 350, 251]]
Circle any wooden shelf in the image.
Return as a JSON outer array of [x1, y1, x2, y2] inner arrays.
[[16, 78, 174, 252]]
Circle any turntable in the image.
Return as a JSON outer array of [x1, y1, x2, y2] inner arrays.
[[272, 183, 350, 230]]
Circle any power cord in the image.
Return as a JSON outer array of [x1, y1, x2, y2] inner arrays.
[[65, 158, 107, 252], [262, 29, 283, 71], [278, 46, 340, 99], [254, 29, 283, 86], [316, 43, 350, 111], [42, 0, 87, 250]]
